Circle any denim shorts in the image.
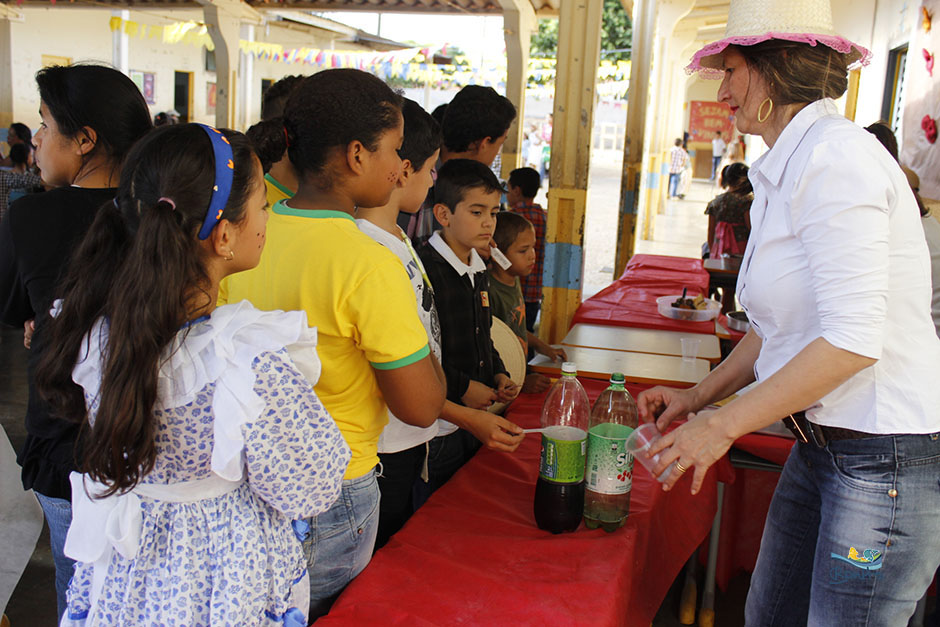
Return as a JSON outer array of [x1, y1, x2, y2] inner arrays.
[[302, 468, 380, 620], [745, 433, 940, 626]]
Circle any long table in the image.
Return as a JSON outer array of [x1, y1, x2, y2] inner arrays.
[[319, 379, 720, 626]]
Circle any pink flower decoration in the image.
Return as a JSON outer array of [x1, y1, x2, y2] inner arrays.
[[924, 49, 935, 77], [923, 115, 938, 144]]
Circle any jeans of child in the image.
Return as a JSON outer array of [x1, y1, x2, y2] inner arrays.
[[34, 492, 75, 622], [302, 469, 380, 620], [413, 429, 481, 510], [376, 444, 426, 550], [668, 172, 681, 198], [744, 433, 940, 626]]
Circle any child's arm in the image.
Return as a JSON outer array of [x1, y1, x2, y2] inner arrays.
[[527, 332, 567, 362], [441, 400, 524, 453]]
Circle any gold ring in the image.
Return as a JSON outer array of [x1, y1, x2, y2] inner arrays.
[[674, 461, 688, 474]]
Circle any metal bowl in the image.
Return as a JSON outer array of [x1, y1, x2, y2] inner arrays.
[[726, 311, 750, 333]]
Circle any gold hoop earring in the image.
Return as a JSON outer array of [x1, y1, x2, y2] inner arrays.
[[757, 97, 774, 123]]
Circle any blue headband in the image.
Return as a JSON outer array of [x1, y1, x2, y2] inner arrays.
[[196, 124, 234, 240]]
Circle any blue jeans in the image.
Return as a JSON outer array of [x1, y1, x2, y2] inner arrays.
[[745, 433, 940, 626], [34, 492, 74, 622], [711, 155, 722, 180], [302, 469, 379, 620], [668, 172, 681, 198]]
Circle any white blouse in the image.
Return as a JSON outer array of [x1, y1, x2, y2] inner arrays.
[[738, 99, 940, 434]]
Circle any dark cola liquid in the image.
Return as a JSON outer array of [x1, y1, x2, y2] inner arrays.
[[534, 477, 585, 534]]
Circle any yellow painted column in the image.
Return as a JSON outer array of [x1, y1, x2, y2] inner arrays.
[[199, 0, 259, 128], [539, 0, 602, 344], [499, 0, 536, 179], [0, 18, 12, 128], [614, 0, 656, 278]]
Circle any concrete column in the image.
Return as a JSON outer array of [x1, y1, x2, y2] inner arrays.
[[614, 0, 655, 278], [239, 23, 255, 129], [199, 0, 260, 128], [112, 9, 129, 75], [539, 0, 602, 344], [499, 0, 536, 178]]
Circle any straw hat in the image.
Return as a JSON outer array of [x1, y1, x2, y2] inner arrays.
[[488, 317, 527, 415], [687, 0, 871, 77]]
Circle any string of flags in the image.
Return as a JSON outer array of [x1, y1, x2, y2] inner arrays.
[[107, 16, 631, 98]]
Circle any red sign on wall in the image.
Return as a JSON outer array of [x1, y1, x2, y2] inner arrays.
[[689, 101, 735, 143]]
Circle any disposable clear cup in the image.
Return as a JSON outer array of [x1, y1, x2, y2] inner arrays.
[[680, 337, 701, 362], [625, 423, 676, 482]]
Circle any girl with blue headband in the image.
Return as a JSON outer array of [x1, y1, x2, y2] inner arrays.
[[36, 123, 351, 626]]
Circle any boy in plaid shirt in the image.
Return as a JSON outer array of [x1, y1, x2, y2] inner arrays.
[[416, 159, 523, 500]]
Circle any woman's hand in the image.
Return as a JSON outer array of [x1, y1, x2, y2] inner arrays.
[[647, 408, 734, 495], [636, 385, 701, 431]]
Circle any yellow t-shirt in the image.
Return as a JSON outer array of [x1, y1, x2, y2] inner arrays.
[[264, 173, 293, 207], [219, 202, 430, 479]]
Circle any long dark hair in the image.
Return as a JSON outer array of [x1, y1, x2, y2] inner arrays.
[[36, 124, 259, 497], [36, 64, 152, 181]]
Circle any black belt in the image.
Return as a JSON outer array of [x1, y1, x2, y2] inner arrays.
[[782, 411, 880, 447]]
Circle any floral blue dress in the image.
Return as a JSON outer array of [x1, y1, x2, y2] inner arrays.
[[59, 302, 351, 626]]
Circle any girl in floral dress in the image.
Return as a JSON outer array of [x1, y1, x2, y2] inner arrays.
[[705, 162, 753, 257], [36, 123, 351, 626]]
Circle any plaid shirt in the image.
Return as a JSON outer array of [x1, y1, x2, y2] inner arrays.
[[0, 170, 41, 224], [418, 241, 507, 403], [510, 202, 547, 303], [669, 146, 690, 174]]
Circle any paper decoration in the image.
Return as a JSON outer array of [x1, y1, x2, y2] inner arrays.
[[922, 115, 937, 143], [923, 5, 933, 32], [925, 48, 935, 76]]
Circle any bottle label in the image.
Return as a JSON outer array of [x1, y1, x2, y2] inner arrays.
[[586, 423, 635, 495], [538, 426, 587, 484]]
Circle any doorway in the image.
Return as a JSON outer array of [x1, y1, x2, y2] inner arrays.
[[174, 71, 193, 123]]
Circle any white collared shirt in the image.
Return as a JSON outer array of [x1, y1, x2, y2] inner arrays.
[[738, 98, 940, 434], [428, 230, 486, 287]]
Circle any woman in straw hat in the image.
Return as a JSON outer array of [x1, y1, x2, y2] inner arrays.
[[636, 0, 940, 623]]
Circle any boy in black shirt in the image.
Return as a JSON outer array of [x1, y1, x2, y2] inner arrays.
[[416, 159, 521, 497]]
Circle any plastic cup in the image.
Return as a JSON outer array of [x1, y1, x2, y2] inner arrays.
[[680, 337, 701, 362], [626, 423, 676, 482]]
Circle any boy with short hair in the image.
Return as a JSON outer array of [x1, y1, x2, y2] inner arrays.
[[416, 159, 524, 498], [487, 211, 566, 394], [506, 167, 547, 332]]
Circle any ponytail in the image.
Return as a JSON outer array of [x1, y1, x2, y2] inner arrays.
[[246, 118, 288, 174], [37, 124, 259, 497]]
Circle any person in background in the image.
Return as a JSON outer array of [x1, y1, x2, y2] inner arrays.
[[219, 69, 445, 619], [355, 98, 444, 549], [0, 64, 152, 621], [864, 121, 940, 335], [1, 123, 33, 168], [507, 167, 547, 331], [641, 1, 940, 621], [37, 122, 350, 626], [487, 211, 566, 394], [246, 74, 304, 205], [710, 130, 727, 180], [405, 85, 516, 243], [668, 138, 691, 200], [705, 162, 752, 257], [0, 144, 42, 223], [416, 159, 523, 502]]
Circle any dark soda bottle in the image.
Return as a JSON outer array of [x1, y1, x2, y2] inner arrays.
[[533, 362, 590, 534], [584, 372, 639, 532]]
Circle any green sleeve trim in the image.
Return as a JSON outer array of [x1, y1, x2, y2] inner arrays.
[[371, 344, 430, 370]]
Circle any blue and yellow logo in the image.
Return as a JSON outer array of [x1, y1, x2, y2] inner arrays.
[[830, 547, 883, 570]]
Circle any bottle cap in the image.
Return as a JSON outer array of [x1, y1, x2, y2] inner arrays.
[[610, 372, 625, 383], [561, 361, 577, 375]]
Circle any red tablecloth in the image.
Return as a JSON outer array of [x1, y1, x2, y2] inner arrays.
[[625, 254, 709, 277], [319, 379, 719, 626], [573, 281, 717, 334]]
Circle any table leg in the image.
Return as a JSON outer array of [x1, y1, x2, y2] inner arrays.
[[699, 482, 725, 627]]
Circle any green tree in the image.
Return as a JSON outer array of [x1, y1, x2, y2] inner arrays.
[[529, 0, 632, 60]]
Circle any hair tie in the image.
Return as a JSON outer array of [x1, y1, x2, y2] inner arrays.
[[158, 197, 176, 210], [195, 124, 234, 240], [283, 125, 290, 148]]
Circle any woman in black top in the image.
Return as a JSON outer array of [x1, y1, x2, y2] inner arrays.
[[0, 64, 151, 619]]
